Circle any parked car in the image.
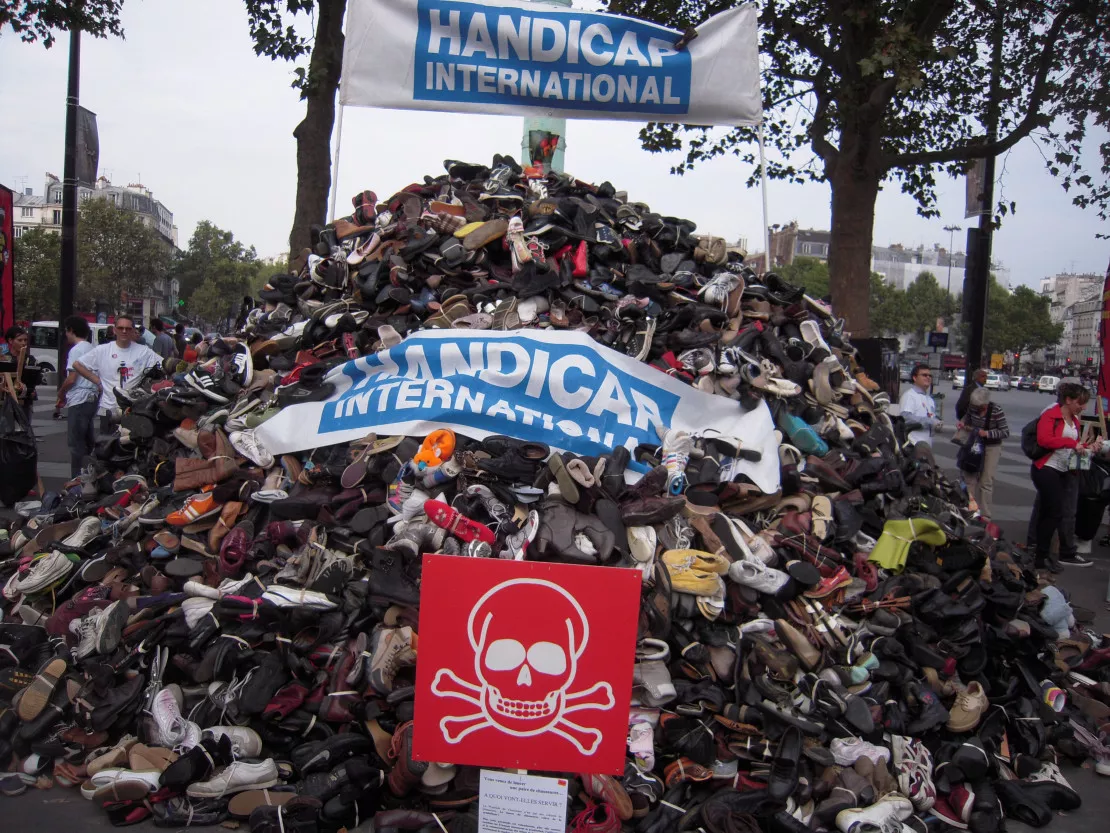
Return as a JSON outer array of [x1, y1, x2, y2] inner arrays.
[[29, 320, 113, 372], [1038, 375, 1061, 394], [985, 373, 1012, 391], [951, 370, 966, 390]]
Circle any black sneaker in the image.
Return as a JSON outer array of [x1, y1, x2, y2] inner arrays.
[[1059, 553, 1094, 567]]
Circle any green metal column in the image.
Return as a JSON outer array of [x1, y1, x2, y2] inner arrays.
[[521, 0, 571, 173]]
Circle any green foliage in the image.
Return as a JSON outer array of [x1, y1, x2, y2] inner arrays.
[[77, 198, 170, 311], [169, 221, 264, 326], [776, 257, 829, 298], [1, 0, 124, 47], [606, 0, 1110, 221], [244, 0, 319, 95], [870, 273, 911, 337], [170, 221, 259, 301], [13, 202, 170, 319], [13, 227, 62, 320], [983, 277, 1063, 354]]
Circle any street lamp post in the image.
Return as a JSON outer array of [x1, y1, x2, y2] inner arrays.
[[943, 224, 961, 319]]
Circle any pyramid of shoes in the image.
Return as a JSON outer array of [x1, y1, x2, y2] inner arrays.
[[0, 155, 1102, 832]]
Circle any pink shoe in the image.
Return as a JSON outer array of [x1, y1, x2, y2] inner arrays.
[[423, 500, 495, 545]]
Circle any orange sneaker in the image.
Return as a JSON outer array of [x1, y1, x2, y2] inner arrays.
[[166, 491, 221, 527]]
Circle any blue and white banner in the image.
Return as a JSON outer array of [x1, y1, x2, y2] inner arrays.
[[341, 0, 761, 127], [256, 330, 780, 494]]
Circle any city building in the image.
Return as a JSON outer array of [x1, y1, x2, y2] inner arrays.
[[766, 221, 1009, 292], [1063, 294, 1102, 365], [1035, 272, 1106, 367], [13, 174, 180, 317]]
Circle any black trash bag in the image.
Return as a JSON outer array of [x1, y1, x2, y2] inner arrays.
[[0, 394, 37, 506], [1078, 457, 1110, 499]]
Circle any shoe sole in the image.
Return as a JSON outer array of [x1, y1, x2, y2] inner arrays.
[[17, 657, 66, 721], [187, 776, 279, 798], [228, 788, 296, 818]]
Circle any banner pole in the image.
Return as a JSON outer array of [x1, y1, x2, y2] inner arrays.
[[328, 104, 346, 223], [758, 122, 770, 273]]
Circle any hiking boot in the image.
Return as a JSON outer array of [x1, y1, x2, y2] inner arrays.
[[387, 721, 427, 797], [368, 625, 418, 695], [946, 681, 988, 732]]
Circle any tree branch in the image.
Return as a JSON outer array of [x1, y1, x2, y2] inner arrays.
[[882, 1, 1079, 171], [765, 0, 837, 68]]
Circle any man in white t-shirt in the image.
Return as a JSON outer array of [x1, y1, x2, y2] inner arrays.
[[899, 364, 943, 446], [73, 314, 164, 417]]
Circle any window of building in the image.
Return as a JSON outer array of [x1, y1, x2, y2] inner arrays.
[[13, 226, 23, 239], [20, 207, 32, 218], [52, 210, 62, 225]]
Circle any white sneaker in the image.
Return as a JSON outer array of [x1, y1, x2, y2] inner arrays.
[[63, 517, 102, 548], [151, 685, 201, 750], [830, 737, 891, 766], [13, 551, 75, 595], [71, 611, 102, 660], [262, 585, 337, 609], [228, 429, 274, 468], [727, 559, 789, 593], [835, 793, 913, 833], [203, 726, 263, 758], [186, 759, 279, 797]]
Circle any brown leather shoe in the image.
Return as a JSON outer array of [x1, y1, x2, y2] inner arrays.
[[775, 620, 821, 670], [387, 721, 427, 797], [208, 501, 243, 552]]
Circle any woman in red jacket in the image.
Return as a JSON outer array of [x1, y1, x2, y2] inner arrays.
[[1031, 381, 1093, 570]]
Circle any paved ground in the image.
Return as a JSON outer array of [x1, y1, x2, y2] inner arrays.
[[6, 391, 1110, 830]]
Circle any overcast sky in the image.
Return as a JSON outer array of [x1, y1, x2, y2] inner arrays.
[[1, 0, 1107, 287]]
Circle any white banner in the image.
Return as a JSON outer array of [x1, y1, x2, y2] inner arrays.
[[256, 330, 780, 495], [341, 0, 762, 127]]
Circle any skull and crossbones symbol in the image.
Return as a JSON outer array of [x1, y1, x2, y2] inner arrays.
[[431, 578, 615, 755]]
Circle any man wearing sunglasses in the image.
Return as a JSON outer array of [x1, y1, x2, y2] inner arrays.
[[899, 364, 943, 446], [73, 314, 164, 419]]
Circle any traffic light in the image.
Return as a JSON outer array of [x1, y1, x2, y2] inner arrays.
[[1088, 356, 1094, 365], [177, 299, 185, 307], [1013, 353, 1020, 362], [1066, 357, 1072, 365]]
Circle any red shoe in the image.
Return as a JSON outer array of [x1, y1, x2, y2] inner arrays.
[[854, 551, 879, 592], [568, 800, 621, 833], [805, 565, 852, 598], [423, 500, 495, 545]]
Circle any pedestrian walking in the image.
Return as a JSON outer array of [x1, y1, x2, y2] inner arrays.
[[1030, 381, 1094, 569], [54, 316, 99, 478], [956, 368, 989, 421], [150, 318, 178, 360], [955, 387, 1009, 521], [899, 364, 942, 446]]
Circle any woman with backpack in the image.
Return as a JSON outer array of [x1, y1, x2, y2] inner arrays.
[[1029, 381, 1095, 569], [956, 387, 1009, 521]]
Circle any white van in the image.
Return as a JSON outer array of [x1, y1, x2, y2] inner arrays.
[[1038, 375, 1061, 394], [29, 320, 113, 372]]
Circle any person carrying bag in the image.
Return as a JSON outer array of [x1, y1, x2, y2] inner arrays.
[[956, 387, 1009, 521]]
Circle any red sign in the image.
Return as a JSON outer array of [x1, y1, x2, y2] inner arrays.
[[413, 555, 640, 774]]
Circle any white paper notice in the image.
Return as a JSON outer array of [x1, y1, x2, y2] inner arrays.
[[479, 770, 569, 833]]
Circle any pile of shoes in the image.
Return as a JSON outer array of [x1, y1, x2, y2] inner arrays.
[[0, 155, 1103, 832]]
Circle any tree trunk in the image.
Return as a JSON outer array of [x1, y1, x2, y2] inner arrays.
[[287, 0, 348, 261], [827, 160, 880, 339]]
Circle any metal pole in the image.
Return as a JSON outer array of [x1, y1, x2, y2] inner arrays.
[[758, 123, 771, 273], [965, 10, 1002, 380], [59, 26, 80, 377], [328, 103, 345, 223], [941, 223, 959, 317]]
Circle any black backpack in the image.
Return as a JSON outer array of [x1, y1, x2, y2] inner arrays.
[[1021, 416, 1057, 460]]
